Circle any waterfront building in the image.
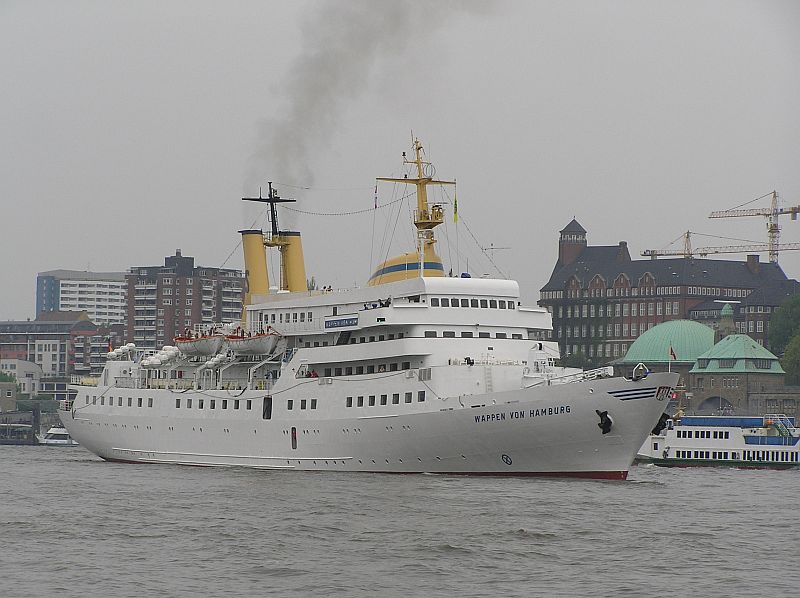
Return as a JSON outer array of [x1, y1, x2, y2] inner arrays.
[[0, 381, 19, 412], [126, 250, 244, 349], [36, 269, 127, 325], [0, 359, 43, 396], [538, 219, 799, 363]]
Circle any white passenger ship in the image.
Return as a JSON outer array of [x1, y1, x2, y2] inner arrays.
[[60, 139, 677, 479], [637, 414, 800, 469]]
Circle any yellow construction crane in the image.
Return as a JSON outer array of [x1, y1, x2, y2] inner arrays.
[[708, 191, 800, 263]]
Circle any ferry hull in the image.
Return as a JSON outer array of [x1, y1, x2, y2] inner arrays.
[[60, 372, 676, 479]]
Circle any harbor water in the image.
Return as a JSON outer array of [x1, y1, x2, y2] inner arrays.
[[2, 446, 798, 598]]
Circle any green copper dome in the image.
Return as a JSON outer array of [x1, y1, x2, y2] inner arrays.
[[620, 319, 715, 364]]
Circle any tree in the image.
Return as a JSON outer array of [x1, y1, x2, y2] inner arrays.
[[769, 296, 800, 355], [781, 335, 800, 386], [0, 372, 15, 383]]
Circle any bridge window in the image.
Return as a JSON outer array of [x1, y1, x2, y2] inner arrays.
[[430, 298, 440, 307], [489, 300, 497, 308], [461, 332, 474, 338], [424, 331, 437, 338], [471, 299, 479, 307], [480, 299, 488, 308], [443, 331, 456, 338], [461, 299, 469, 307], [199, 399, 204, 409], [451, 298, 459, 307], [499, 300, 507, 308], [441, 298, 450, 307], [495, 333, 507, 339]]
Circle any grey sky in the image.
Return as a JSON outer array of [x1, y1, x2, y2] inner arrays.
[[2, 0, 799, 320]]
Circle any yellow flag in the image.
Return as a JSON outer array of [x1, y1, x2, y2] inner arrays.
[[453, 191, 458, 223]]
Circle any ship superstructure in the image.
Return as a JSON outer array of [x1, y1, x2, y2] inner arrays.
[[61, 139, 677, 478]]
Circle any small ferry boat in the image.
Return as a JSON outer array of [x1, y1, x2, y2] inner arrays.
[[637, 413, 800, 469], [38, 426, 79, 446]]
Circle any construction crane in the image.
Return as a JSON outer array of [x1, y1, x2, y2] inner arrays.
[[708, 191, 800, 263], [641, 230, 800, 259]]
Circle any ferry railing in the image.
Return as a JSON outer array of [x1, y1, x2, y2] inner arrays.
[[765, 414, 797, 437], [543, 366, 615, 385]]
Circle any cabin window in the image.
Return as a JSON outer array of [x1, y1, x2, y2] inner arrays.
[[345, 367, 353, 375], [356, 366, 364, 375], [346, 396, 353, 407], [291, 426, 297, 450], [369, 395, 376, 406], [451, 298, 459, 307], [311, 399, 317, 409], [211, 400, 216, 409], [489, 300, 498, 308], [175, 398, 181, 408], [512, 333, 523, 339], [496, 333, 507, 339], [137, 398, 142, 408], [389, 363, 398, 372], [499, 300, 507, 308], [308, 312, 313, 321], [263, 396, 273, 419], [461, 299, 469, 307], [128, 397, 132, 407], [418, 391, 426, 402], [293, 313, 298, 323], [187, 398, 193, 408], [388, 333, 395, 340], [398, 333, 404, 339], [287, 400, 293, 410], [507, 302, 515, 309], [357, 396, 364, 407], [300, 313, 305, 322], [424, 331, 437, 338], [461, 331, 474, 338], [402, 361, 410, 370], [431, 298, 440, 307], [392, 393, 400, 404], [405, 392, 412, 404], [335, 367, 343, 376], [100, 397, 105, 405], [234, 400, 240, 410], [199, 399, 204, 409], [118, 397, 122, 406], [367, 365, 375, 374], [324, 368, 332, 377], [479, 332, 490, 338], [441, 298, 450, 307], [379, 335, 385, 341], [301, 399, 307, 409], [380, 394, 388, 405], [359, 337, 366, 343], [443, 331, 456, 338], [369, 336, 375, 342], [222, 400, 228, 409]]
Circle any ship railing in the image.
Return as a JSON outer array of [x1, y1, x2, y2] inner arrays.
[[544, 366, 615, 385], [70, 374, 100, 387], [114, 377, 138, 388], [60, 399, 73, 411], [764, 414, 797, 437]]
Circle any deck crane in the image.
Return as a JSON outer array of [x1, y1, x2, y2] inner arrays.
[[708, 191, 800, 263]]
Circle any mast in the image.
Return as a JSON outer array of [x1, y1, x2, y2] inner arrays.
[[376, 138, 455, 277]]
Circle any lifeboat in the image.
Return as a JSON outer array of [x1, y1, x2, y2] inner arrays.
[[226, 332, 281, 356], [174, 334, 225, 356]]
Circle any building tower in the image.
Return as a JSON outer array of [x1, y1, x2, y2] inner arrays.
[[557, 219, 588, 266]]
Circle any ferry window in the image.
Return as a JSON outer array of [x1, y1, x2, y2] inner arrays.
[[512, 334, 522, 339], [507, 303, 515, 310], [380, 394, 388, 405], [199, 399, 204, 409], [263, 396, 273, 419], [490, 300, 498, 308], [356, 366, 364, 375], [291, 427, 297, 450], [479, 332, 490, 338], [431, 298, 440, 307], [418, 391, 426, 402], [392, 393, 400, 404], [335, 367, 343, 376], [211, 400, 216, 409], [234, 400, 240, 410], [301, 399, 307, 409], [369, 395, 376, 406], [279, 314, 283, 323], [324, 368, 332, 377], [389, 363, 398, 372], [402, 361, 410, 370], [379, 335, 385, 341], [461, 332, 474, 338], [300, 313, 305, 322], [359, 337, 366, 343], [357, 396, 364, 407], [333, 307, 338, 316], [367, 365, 375, 374], [293, 313, 298, 323], [85, 395, 89, 405], [287, 400, 293, 410], [92, 396, 97, 405], [304, 342, 311, 348], [480, 299, 488, 308], [138, 398, 143, 408], [388, 334, 395, 340], [118, 397, 122, 406], [398, 333, 404, 339], [345, 367, 353, 375], [499, 300, 506, 308], [128, 397, 132, 407], [725, 431, 730, 439], [222, 400, 228, 409], [471, 299, 479, 307], [147, 398, 153, 408], [424, 331, 437, 338], [175, 398, 181, 408], [441, 331, 455, 338], [405, 392, 412, 403], [101, 397, 105, 405], [308, 312, 313, 321], [441, 298, 450, 307], [369, 336, 375, 342], [187, 398, 193, 408], [346, 396, 353, 407], [461, 299, 469, 307], [451, 298, 459, 307], [496, 333, 507, 339], [311, 399, 317, 409], [271, 314, 276, 323], [350, 338, 356, 344], [323, 341, 328, 347]]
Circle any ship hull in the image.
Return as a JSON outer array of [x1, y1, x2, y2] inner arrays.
[[61, 372, 676, 478]]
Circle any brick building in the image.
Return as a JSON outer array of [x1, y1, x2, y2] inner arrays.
[[538, 219, 799, 364], [126, 250, 244, 349]]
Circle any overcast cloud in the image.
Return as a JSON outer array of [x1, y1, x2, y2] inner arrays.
[[2, 0, 799, 319]]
